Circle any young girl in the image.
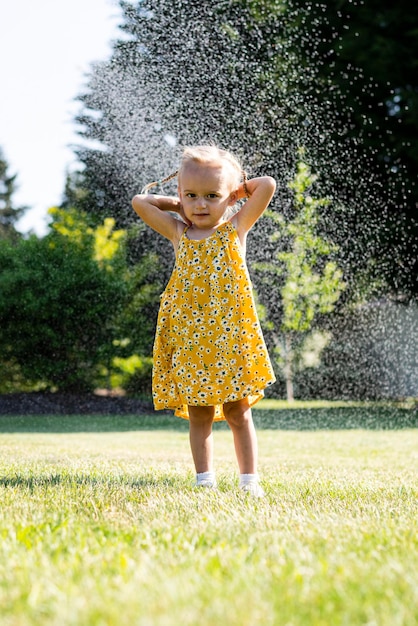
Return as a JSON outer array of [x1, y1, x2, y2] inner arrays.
[[132, 145, 276, 496]]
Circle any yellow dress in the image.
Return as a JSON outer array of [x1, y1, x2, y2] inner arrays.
[[152, 221, 276, 420]]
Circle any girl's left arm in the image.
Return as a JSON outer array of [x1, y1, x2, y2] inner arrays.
[[232, 176, 276, 238]]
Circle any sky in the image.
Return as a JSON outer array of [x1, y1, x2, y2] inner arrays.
[[0, 0, 123, 236]]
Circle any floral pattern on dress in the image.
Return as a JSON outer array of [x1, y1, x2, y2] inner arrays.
[[152, 221, 275, 420]]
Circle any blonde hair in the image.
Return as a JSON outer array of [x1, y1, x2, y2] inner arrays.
[[141, 145, 249, 194]]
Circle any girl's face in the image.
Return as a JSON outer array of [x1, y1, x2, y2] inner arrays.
[[178, 161, 238, 229]]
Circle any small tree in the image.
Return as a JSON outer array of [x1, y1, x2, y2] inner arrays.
[[256, 152, 345, 401]]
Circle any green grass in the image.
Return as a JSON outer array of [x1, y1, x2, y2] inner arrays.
[[0, 409, 417, 625]]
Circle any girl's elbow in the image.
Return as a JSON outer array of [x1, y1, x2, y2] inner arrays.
[[132, 193, 141, 203], [132, 194, 145, 211], [259, 176, 276, 201], [265, 176, 277, 193]]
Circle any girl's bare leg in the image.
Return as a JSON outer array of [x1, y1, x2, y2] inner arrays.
[[223, 398, 258, 474], [188, 405, 215, 473]]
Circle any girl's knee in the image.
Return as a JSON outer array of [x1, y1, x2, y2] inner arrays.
[[188, 405, 215, 424], [223, 398, 252, 428]]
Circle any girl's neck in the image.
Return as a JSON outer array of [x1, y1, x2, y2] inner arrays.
[[186, 220, 228, 241]]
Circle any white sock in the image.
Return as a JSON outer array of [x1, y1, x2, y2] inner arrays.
[[196, 471, 216, 486], [239, 473, 259, 487]]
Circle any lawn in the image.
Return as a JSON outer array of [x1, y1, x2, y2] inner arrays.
[[0, 403, 417, 626]]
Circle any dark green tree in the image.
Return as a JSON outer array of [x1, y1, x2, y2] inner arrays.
[[0, 211, 128, 392], [289, 0, 418, 297], [0, 207, 163, 394], [0, 148, 26, 242]]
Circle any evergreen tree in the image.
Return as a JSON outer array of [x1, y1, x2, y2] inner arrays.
[[0, 148, 26, 241]]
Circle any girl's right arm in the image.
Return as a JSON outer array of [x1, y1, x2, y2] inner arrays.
[[131, 194, 188, 244]]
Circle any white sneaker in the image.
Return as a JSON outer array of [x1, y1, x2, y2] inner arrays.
[[196, 479, 217, 489], [240, 482, 265, 498], [195, 472, 217, 489]]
